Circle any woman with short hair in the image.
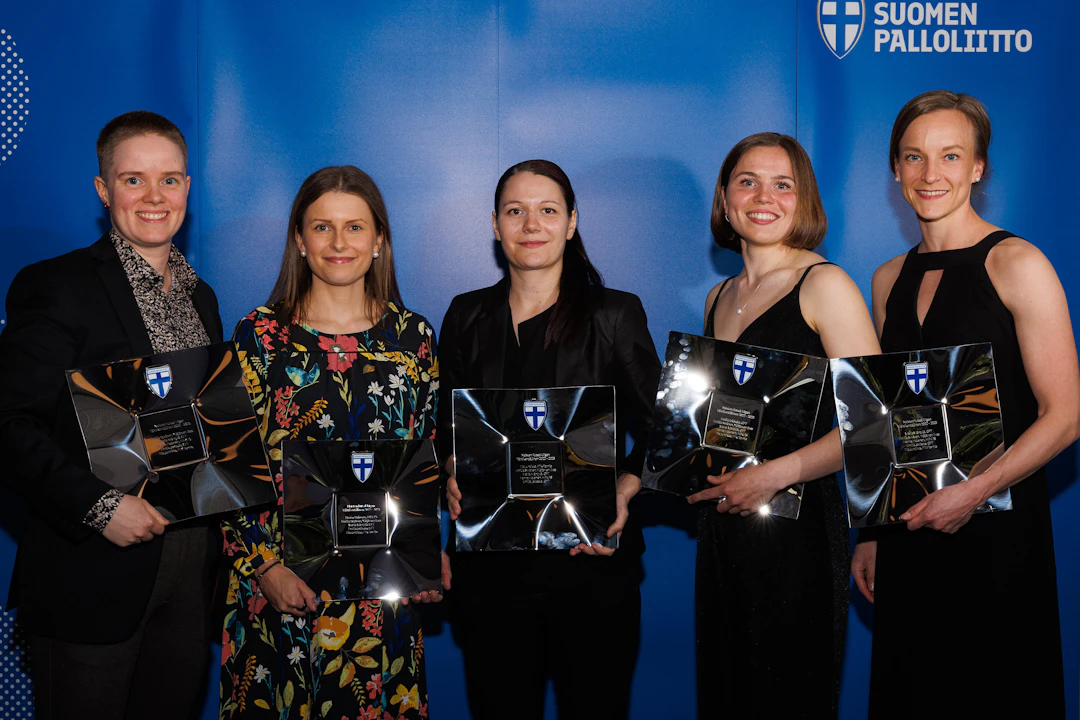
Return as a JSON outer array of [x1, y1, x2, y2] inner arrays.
[[690, 132, 880, 717]]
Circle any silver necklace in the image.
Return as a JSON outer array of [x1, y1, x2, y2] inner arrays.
[[735, 251, 789, 315]]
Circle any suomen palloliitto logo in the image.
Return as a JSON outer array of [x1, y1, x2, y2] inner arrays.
[[818, 0, 866, 58]]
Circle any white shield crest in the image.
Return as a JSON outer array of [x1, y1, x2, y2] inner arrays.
[[732, 354, 757, 386], [818, 0, 865, 58], [904, 361, 929, 395], [523, 400, 547, 431], [351, 451, 375, 484], [145, 364, 172, 399]]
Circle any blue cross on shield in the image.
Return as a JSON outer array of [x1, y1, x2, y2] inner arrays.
[[145, 364, 172, 399], [904, 361, 929, 395], [351, 451, 375, 484], [732, 354, 757, 386], [818, 0, 865, 59], [523, 400, 547, 431]]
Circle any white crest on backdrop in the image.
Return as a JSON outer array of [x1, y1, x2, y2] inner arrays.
[[818, 0, 865, 58]]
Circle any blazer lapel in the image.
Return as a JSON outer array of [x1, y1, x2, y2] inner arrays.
[[555, 323, 587, 387], [191, 284, 223, 343], [476, 280, 509, 388], [90, 235, 153, 358]]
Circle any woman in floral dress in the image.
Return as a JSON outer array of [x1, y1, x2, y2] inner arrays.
[[219, 166, 439, 720]]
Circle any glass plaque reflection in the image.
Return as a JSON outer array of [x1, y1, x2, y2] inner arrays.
[[453, 386, 617, 551], [831, 342, 1010, 527], [641, 332, 829, 520], [282, 439, 441, 601], [66, 342, 276, 522]]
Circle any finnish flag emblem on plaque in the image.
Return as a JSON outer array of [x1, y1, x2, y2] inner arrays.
[[145, 364, 173, 399], [523, 400, 547, 431], [351, 452, 375, 484], [732, 354, 757, 386], [904, 361, 929, 395]]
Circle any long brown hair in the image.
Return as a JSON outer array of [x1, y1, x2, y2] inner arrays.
[[710, 133, 827, 253], [267, 166, 402, 326], [495, 159, 604, 348]]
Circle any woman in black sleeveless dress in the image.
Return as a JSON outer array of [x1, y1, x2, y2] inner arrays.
[[689, 134, 880, 717], [854, 91, 1080, 718]]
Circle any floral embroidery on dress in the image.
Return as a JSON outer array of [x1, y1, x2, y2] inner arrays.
[[220, 303, 436, 720]]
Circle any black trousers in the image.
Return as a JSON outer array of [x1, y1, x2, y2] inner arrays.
[[451, 559, 642, 720], [27, 525, 215, 720]]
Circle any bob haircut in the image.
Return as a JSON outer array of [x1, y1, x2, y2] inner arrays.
[[494, 159, 603, 348], [267, 166, 402, 327], [96, 110, 188, 177], [889, 90, 991, 177], [710, 132, 827, 253]]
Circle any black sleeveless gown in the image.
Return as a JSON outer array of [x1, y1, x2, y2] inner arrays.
[[699, 263, 849, 718], [870, 231, 1065, 718]]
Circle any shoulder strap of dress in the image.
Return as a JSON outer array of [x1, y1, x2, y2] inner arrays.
[[704, 276, 734, 335], [794, 261, 835, 290], [975, 230, 1018, 259]]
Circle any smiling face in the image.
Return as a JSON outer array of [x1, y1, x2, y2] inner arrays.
[[895, 109, 985, 223], [296, 191, 383, 291], [721, 145, 798, 249], [492, 171, 578, 273], [94, 133, 190, 250]]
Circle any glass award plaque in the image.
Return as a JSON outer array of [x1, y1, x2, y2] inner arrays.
[[831, 342, 1011, 527], [281, 439, 441, 601], [452, 385, 617, 551], [641, 332, 829, 520], [65, 342, 277, 522]]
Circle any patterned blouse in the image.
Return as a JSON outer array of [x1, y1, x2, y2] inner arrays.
[[220, 302, 437, 720]]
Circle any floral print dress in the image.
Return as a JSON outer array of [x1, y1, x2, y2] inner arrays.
[[220, 303, 438, 720]]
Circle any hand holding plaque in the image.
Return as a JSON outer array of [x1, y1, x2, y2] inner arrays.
[[66, 342, 277, 522], [641, 332, 830, 520], [831, 342, 1010, 527], [452, 386, 617, 551]]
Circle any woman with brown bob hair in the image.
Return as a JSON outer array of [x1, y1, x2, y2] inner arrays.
[[219, 166, 439, 720], [689, 133, 879, 717], [853, 90, 1079, 717]]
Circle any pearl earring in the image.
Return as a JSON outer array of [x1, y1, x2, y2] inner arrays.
[[299, 249, 307, 258], [373, 250, 380, 259], [895, 176, 900, 182]]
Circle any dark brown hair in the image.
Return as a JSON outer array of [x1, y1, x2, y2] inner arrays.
[[267, 166, 402, 326], [96, 111, 188, 177], [495, 159, 604, 349], [889, 90, 991, 178], [710, 133, 827, 253]]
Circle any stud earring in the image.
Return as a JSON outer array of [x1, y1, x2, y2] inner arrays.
[[974, 176, 982, 183], [895, 176, 900, 183], [373, 250, 380, 259], [103, 202, 110, 210], [299, 249, 307, 258]]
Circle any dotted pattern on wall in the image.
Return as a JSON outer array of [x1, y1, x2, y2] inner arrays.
[[0, 28, 31, 164], [0, 606, 34, 718]]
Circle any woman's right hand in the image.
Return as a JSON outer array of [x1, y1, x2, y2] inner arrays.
[[851, 540, 877, 604], [257, 564, 318, 616], [446, 456, 462, 520], [102, 495, 169, 547]]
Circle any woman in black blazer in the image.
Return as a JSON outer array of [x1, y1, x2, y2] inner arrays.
[[0, 111, 221, 720], [438, 159, 661, 720]]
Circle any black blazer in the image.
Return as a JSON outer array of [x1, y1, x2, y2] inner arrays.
[[437, 279, 662, 556], [0, 234, 222, 643]]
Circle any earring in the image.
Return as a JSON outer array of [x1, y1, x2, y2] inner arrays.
[[299, 249, 307, 258], [895, 176, 900, 183], [103, 202, 110, 210], [724, 214, 729, 223], [373, 250, 380, 259], [974, 176, 982, 183]]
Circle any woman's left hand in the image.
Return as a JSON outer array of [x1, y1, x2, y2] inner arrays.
[[901, 480, 983, 534], [687, 461, 791, 516], [570, 472, 640, 557]]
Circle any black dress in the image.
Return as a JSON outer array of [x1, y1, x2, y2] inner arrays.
[[699, 263, 849, 718], [869, 231, 1064, 718]]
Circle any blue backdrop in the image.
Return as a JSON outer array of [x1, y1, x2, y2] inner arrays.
[[0, 2, 1076, 718]]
